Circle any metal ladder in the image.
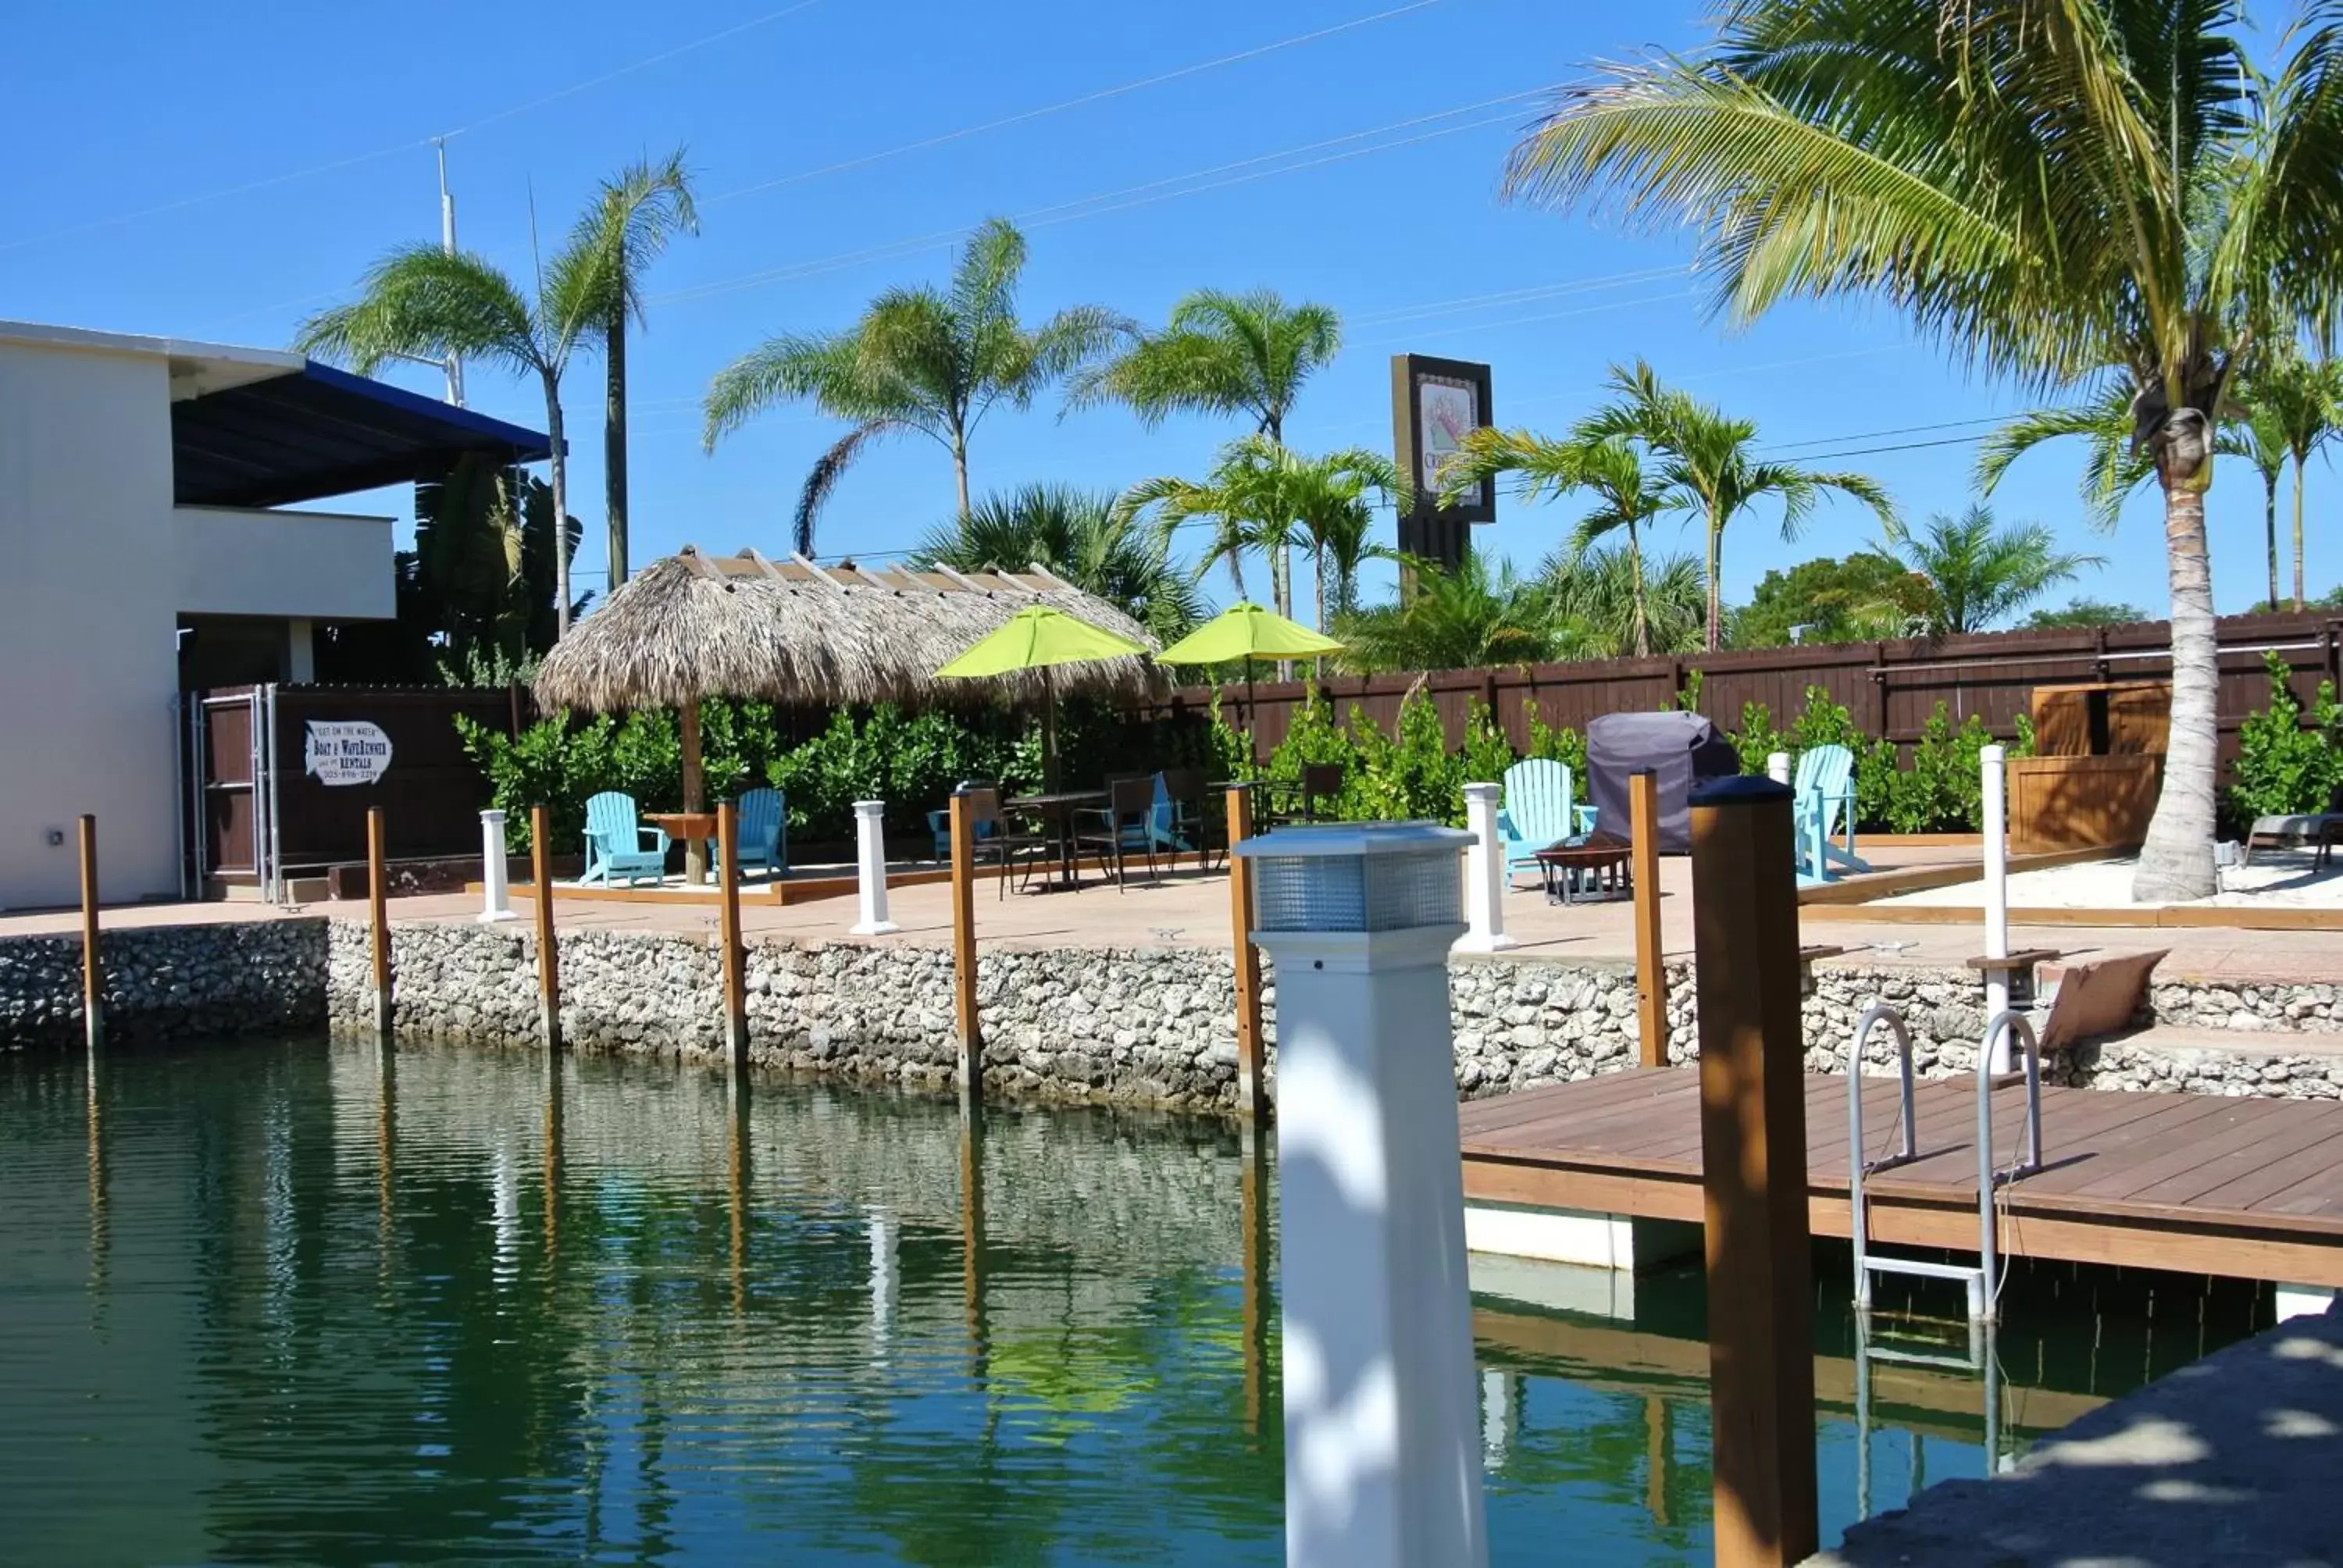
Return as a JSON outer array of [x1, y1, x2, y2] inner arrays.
[[1847, 1003, 2045, 1325]]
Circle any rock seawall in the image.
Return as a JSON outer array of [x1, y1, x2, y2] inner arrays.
[[0, 920, 327, 1049], [4, 914, 2333, 1107]]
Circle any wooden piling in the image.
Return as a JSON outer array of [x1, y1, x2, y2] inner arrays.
[[77, 814, 102, 1053], [367, 805, 391, 1037], [530, 806, 561, 1051], [1629, 769, 1666, 1067], [1226, 785, 1267, 1124], [1239, 1124, 1272, 1436], [950, 791, 981, 1098], [1689, 775, 1817, 1567], [718, 799, 748, 1071]]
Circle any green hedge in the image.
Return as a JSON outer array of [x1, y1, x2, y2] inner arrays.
[[1236, 682, 2031, 835], [456, 696, 1232, 851], [458, 676, 2081, 856], [2226, 652, 2342, 833]]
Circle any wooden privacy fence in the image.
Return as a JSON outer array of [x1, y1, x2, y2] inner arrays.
[[188, 682, 534, 895], [1135, 610, 2343, 773]]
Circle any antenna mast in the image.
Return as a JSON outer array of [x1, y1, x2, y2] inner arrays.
[[433, 137, 467, 408]]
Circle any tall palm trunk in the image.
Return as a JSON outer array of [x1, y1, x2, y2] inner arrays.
[[1703, 505, 1724, 653], [604, 305, 629, 590], [1627, 519, 1651, 658], [2291, 456, 2309, 610], [2134, 480, 2219, 902], [543, 375, 572, 636], [1313, 543, 1328, 633], [951, 436, 972, 518], [2261, 470, 2280, 610]]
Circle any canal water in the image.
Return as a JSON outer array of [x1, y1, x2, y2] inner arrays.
[[0, 1039, 2270, 1565]]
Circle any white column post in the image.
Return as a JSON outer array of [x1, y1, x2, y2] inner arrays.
[[477, 810, 516, 923], [1457, 782, 1515, 953], [1234, 823, 1489, 1568], [1767, 750, 1792, 786], [1981, 743, 2012, 1071], [849, 800, 899, 935]]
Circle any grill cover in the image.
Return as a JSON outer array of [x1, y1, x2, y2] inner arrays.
[[1585, 711, 1742, 851]]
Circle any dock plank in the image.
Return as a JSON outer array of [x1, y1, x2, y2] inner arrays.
[[1457, 1066, 2343, 1288]]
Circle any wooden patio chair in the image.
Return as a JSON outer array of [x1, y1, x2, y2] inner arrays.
[[716, 787, 788, 882], [580, 791, 669, 887], [1496, 758, 1578, 887], [1793, 744, 1872, 884]]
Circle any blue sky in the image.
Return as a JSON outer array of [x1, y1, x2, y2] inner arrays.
[[7, 0, 2325, 621]]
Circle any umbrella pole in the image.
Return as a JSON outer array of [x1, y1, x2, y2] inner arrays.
[[680, 702, 707, 885], [1246, 662, 1258, 769], [1042, 668, 1059, 794]]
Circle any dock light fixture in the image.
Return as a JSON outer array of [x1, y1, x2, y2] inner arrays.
[[1231, 821, 1488, 1568]]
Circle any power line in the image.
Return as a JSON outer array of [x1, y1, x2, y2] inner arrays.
[[708, 0, 1446, 203], [1764, 414, 2009, 453], [797, 415, 2019, 566], [659, 92, 1545, 305], [1345, 265, 1687, 327], [1350, 287, 1695, 350], [0, 0, 826, 255]]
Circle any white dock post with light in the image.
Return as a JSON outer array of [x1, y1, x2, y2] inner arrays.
[[1232, 821, 1489, 1568]]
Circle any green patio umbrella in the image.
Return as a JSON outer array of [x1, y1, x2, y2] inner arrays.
[[936, 603, 1148, 790], [1152, 602, 1344, 759]]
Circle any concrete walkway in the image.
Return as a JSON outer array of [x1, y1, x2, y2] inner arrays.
[[1811, 1303, 2343, 1566], [4, 843, 2335, 985]]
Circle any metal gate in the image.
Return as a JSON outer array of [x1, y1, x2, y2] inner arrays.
[[188, 685, 283, 900]]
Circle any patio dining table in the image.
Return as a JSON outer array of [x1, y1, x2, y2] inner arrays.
[[1004, 789, 1107, 891]]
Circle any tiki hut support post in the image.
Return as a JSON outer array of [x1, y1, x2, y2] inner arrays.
[[680, 701, 706, 883]]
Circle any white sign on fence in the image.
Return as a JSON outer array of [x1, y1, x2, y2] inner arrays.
[[304, 721, 394, 786]]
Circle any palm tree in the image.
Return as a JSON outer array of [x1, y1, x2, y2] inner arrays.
[[1438, 426, 1680, 656], [703, 219, 1124, 553], [2247, 351, 2343, 610], [1115, 437, 1401, 681], [573, 151, 696, 590], [298, 244, 597, 633], [1278, 447, 1406, 633], [1978, 380, 2157, 533], [908, 483, 1204, 643], [1544, 542, 1706, 658], [2218, 404, 2289, 611], [1073, 289, 1342, 614], [1071, 288, 1340, 444], [1586, 362, 1892, 653], [1501, 0, 2343, 899], [1334, 552, 1558, 673], [1868, 506, 2102, 635]]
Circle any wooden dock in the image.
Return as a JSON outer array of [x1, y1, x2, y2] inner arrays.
[[1460, 1068, 2343, 1289]]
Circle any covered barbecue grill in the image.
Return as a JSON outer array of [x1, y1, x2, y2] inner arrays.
[[1584, 711, 1742, 852]]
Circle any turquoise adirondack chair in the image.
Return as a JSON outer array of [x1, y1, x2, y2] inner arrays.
[[717, 787, 788, 881], [1496, 759, 1580, 884], [581, 792, 669, 886], [1792, 744, 1872, 884]]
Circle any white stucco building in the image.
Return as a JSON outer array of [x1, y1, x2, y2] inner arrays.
[[0, 321, 547, 911]]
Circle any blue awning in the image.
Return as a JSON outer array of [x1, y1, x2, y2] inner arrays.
[[172, 361, 555, 508]]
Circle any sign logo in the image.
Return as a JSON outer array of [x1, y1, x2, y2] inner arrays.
[[304, 721, 394, 786]]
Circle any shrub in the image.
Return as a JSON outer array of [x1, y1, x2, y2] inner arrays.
[[1523, 701, 1588, 777], [2227, 653, 2343, 829], [1731, 700, 1791, 776]]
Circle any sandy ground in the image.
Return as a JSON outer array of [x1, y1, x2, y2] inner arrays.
[[1883, 849, 2343, 910]]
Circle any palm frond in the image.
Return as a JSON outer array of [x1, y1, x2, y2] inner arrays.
[[294, 246, 544, 378], [793, 420, 902, 557]]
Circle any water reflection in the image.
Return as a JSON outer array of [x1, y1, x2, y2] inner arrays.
[[2, 1039, 2273, 1566]]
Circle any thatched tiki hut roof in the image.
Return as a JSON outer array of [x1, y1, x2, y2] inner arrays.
[[533, 546, 1162, 713], [532, 547, 1161, 859]]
